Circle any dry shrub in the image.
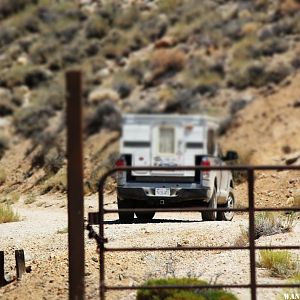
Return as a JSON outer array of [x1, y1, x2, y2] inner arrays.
[[85, 16, 109, 39], [255, 212, 296, 239], [151, 49, 186, 79], [0, 204, 20, 223], [234, 212, 296, 246], [24, 193, 36, 205], [234, 226, 249, 247]]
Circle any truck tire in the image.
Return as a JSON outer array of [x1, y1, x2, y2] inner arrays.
[[117, 198, 134, 224], [135, 211, 155, 222], [217, 189, 234, 221], [202, 187, 217, 221]]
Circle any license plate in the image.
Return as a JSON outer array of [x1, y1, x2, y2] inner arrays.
[[155, 188, 170, 196]]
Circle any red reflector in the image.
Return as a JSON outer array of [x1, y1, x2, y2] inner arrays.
[[116, 158, 125, 167], [200, 160, 211, 167]]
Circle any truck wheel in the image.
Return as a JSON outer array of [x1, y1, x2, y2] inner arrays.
[[135, 212, 155, 223], [202, 187, 217, 221], [217, 189, 234, 221], [118, 198, 134, 224]]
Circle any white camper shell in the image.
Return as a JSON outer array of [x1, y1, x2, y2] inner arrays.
[[121, 114, 219, 178]]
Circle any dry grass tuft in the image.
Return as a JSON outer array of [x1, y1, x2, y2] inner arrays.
[[0, 204, 20, 223], [258, 250, 300, 278]]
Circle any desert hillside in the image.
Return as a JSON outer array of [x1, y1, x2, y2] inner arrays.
[[1, 2, 300, 300], [0, 0, 300, 197]]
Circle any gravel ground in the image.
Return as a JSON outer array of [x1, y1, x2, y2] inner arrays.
[[0, 193, 299, 300]]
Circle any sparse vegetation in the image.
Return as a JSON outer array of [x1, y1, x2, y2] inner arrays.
[[85, 16, 109, 39], [0, 204, 20, 223], [41, 167, 67, 194], [137, 278, 238, 300], [56, 227, 68, 234], [255, 212, 296, 239], [0, 192, 20, 205], [258, 250, 300, 278], [0, 135, 8, 159], [234, 226, 249, 247], [234, 212, 296, 245], [13, 105, 54, 139], [0, 168, 6, 185], [24, 193, 36, 205]]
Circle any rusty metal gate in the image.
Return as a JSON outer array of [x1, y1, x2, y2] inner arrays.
[[87, 165, 300, 300]]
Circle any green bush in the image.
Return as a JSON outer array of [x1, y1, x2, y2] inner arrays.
[[137, 278, 238, 300]]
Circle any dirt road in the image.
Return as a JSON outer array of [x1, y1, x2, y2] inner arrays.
[[0, 193, 299, 300]]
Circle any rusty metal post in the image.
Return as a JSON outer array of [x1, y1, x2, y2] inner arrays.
[[99, 184, 105, 300], [66, 71, 85, 300], [248, 168, 257, 300], [15, 250, 26, 280], [0, 251, 5, 287]]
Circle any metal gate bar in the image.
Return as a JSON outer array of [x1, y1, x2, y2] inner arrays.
[[93, 165, 300, 300]]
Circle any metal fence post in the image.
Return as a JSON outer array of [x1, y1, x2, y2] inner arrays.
[[66, 71, 85, 300], [248, 168, 257, 300], [0, 251, 5, 287], [98, 182, 105, 300], [15, 250, 26, 280]]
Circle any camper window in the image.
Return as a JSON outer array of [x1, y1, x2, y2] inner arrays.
[[159, 127, 175, 154]]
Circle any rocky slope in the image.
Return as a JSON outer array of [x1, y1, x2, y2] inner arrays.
[[0, 0, 300, 200]]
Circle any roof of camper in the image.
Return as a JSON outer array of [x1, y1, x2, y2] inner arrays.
[[123, 114, 219, 125]]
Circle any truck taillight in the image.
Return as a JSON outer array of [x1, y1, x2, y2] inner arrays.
[[200, 158, 210, 179], [115, 157, 126, 184], [116, 157, 126, 167]]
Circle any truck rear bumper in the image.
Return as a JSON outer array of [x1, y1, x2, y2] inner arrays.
[[117, 186, 211, 206]]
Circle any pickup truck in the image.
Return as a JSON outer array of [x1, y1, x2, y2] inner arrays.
[[115, 114, 238, 223]]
